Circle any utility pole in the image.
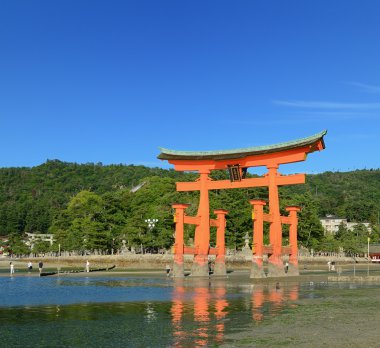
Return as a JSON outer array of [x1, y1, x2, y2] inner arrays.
[[368, 235, 370, 277], [58, 243, 61, 274]]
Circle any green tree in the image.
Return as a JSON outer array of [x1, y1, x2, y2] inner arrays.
[[7, 233, 30, 256], [32, 240, 51, 255], [335, 223, 366, 255], [288, 192, 324, 249], [51, 191, 109, 253]]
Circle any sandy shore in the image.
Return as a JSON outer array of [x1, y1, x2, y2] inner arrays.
[[1, 256, 378, 276]]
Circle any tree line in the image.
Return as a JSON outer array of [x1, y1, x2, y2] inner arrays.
[[0, 160, 379, 255]]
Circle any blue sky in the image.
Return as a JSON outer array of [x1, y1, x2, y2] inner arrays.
[[0, 1, 379, 174]]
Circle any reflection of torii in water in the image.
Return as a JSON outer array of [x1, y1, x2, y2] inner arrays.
[[169, 280, 299, 346], [170, 279, 229, 347], [251, 283, 299, 322], [158, 131, 327, 278]]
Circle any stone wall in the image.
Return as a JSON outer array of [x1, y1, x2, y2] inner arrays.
[[20, 252, 369, 270]]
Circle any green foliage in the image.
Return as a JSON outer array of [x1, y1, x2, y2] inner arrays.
[[335, 223, 368, 255], [0, 160, 184, 236], [282, 192, 325, 249], [7, 233, 30, 256], [303, 169, 380, 223], [32, 240, 51, 255], [51, 190, 128, 253], [0, 161, 379, 253], [319, 234, 340, 252], [122, 176, 182, 252]]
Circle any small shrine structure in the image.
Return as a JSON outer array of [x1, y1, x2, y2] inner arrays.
[[158, 130, 327, 278]]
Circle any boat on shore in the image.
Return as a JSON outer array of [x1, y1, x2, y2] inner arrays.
[[40, 265, 116, 277]]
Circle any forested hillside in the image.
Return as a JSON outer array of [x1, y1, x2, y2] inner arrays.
[[0, 160, 379, 254], [287, 170, 380, 223], [0, 160, 184, 235]]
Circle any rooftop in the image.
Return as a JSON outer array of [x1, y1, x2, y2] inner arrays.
[[158, 130, 327, 161]]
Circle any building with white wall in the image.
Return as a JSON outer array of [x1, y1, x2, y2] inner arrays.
[[320, 215, 371, 235]]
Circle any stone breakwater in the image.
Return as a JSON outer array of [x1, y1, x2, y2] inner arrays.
[[16, 253, 368, 270], [328, 275, 380, 282]]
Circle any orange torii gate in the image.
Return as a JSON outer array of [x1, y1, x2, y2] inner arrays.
[[158, 131, 326, 278]]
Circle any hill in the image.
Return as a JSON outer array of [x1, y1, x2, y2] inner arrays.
[[0, 160, 184, 235], [0, 161, 379, 253]]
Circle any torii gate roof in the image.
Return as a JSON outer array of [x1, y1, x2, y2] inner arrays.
[[158, 130, 327, 161]]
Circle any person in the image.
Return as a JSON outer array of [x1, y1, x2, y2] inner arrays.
[[27, 261, 33, 272], [331, 261, 335, 271], [38, 261, 43, 274], [284, 261, 289, 273], [208, 260, 213, 274], [165, 264, 171, 277], [86, 260, 90, 273], [10, 262, 15, 275], [327, 261, 331, 271]]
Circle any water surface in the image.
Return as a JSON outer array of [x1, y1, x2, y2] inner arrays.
[[0, 274, 377, 347]]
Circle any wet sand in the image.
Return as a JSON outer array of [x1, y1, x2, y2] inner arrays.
[[223, 294, 380, 347], [221, 279, 380, 347]]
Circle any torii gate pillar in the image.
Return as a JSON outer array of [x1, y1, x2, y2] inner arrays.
[[286, 206, 301, 276], [214, 209, 228, 276], [191, 171, 211, 277], [172, 203, 190, 278], [267, 165, 286, 277], [249, 200, 266, 278]]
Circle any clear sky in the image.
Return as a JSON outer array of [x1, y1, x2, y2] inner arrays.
[[1, 1, 379, 174]]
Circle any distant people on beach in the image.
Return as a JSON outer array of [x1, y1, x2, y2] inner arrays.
[[165, 264, 171, 277], [27, 261, 33, 272], [327, 261, 331, 271], [86, 260, 90, 273], [10, 262, 14, 275], [284, 262, 289, 273], [331, 261, 336, 271], [38, 261, 43, 274]]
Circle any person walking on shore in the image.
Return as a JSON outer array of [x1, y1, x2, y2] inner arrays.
[[27, 261, 33, 272], [86, 260, 90, 273], [38, 261, 43, 275], [10, 262, 15, 275], [165, 264, 171, 277]]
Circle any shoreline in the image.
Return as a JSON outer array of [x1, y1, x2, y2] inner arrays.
[[1, 255, 378, 280], [0, 253, 370, 269], [1, 263, 379, 281]]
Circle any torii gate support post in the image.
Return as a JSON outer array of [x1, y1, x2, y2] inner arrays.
[[191, 171, 211, 277], [172, 203, 190, 277], [249, 200, 266, 278], [214, 209, 228, 276], [286, 206, 301, 276], [267, 165, 286, 277]]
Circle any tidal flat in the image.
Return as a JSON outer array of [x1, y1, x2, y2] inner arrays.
[[1, 265, 380, 347], [222, 282, 380, 347]]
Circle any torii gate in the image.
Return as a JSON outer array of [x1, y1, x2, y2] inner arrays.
[[158, 131, 327, 277]]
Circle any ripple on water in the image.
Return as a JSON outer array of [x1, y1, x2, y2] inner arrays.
[[1, 277, 378, 347]]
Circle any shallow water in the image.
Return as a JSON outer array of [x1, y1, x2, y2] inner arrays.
[[0, 274, 378, 347]]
